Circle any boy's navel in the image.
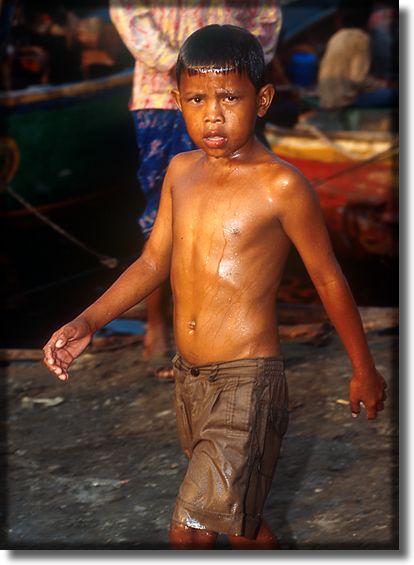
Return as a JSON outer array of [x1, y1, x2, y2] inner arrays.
[[187, 320, 196, 334]]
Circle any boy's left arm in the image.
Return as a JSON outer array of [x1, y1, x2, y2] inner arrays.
[[277, 169, 387, 420]]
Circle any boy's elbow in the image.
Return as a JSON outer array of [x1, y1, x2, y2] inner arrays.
[[311, 261, 346, 292], [313, 269, 350, 298], [140, 247, 171, 281]]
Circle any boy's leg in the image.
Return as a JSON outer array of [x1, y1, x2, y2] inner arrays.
[[227, 520, 280, 550], [169, 520, 278, 550], [169, 521, 218, 549]]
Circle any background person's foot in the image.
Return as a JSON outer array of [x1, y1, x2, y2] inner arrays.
[[154, 365, 175, 382], [143, 324, 169, 360]]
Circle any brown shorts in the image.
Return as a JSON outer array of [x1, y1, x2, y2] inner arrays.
[[171, 354, 289, 539]]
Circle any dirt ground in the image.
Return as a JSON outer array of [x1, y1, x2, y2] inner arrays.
[[2, 307, 399, 551]]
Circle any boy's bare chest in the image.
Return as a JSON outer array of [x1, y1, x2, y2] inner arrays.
[[172, 173, 276, 246]]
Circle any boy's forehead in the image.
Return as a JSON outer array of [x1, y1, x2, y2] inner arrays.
[[179, 69, 254, 91]]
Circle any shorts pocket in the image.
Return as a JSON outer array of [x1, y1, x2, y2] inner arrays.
[[272, 406, 289, 438], [258, 375, 289, 479], [271, 374, 289, 438], [175, 393, 192, 459], [225, 376, 256, 436]]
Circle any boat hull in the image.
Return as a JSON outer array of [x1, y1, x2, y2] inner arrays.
[[265, 125, 398, 259], [1, 70, 136, 216]]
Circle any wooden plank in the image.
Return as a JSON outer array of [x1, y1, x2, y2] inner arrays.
[[0, 349, 43, 361]]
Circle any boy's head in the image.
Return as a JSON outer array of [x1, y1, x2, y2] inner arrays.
[[173, 24, 274, 159], [176, 24, 266, 92]]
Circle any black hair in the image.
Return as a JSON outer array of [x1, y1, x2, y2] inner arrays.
[[176, 24, 266, 91], [338, 0, 373, 28]]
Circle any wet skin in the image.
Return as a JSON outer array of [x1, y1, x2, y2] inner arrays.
[[43, 70, 386, 420], [169, 71, 289, 363], [168, 146, 291, 363]]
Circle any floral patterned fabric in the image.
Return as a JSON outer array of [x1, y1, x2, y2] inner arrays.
[[132, 109, 196, 238], [109, 0, 282, 236], [109, 0, 282, 110]]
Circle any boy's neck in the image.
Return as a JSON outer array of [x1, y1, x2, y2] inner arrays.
[[203, 136, 265, 166]]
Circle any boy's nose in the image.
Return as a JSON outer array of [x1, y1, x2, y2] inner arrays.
[[204, 101, 224, 123]]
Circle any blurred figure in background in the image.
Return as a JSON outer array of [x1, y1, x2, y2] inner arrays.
[[0, 2, 131, 89], [318, 0, 398, 110], [109, 0, 282, 379], [367, 1, 398, 83]]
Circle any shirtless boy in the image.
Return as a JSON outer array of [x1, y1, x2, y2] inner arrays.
[[43, 25, 387, 550]]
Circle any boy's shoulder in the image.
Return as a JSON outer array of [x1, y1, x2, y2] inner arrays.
[[259, 153, 312, 196], [253, 152, 321, 218], [164, 150, 202, 186], [169, 149, 202, 169]]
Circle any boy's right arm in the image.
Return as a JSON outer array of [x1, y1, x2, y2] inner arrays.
[[43, 160, 176, 380]]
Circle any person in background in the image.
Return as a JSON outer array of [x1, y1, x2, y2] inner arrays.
[[0, 3, 130, 90], [367, 1, 398, 83], [109, 0, 282, 380], [317, 0, 398, 110]]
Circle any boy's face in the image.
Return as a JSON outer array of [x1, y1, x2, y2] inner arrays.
[[173, 70, 274, 160]]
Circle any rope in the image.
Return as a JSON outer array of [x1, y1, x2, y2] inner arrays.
[[5, 250, 139, 301], [311, 145, 399, 188], [295, 122, 396, 161], [5, 185, 119, 269]]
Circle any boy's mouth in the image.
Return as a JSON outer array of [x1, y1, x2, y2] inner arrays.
[[203, 133, 227, 148]]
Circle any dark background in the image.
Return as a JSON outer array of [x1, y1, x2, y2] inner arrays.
[[1, 0, 399, 349]]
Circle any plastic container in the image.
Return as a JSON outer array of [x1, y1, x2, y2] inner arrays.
[[287, 52, 318, 87]]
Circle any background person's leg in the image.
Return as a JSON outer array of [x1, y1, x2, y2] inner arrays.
[[143, 284, 169, 359], [353, 87, 398, 109]]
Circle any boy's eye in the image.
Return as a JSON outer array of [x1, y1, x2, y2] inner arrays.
[[190, 96, 203, 103], [224, 95, 238, 102]]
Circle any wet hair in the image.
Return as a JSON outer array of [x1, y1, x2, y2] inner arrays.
[[176, 24, 266, 91]]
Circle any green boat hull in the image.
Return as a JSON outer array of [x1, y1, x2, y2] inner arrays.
[[1, 70, 136, 214]]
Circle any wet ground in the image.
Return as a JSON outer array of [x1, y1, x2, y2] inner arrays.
[[2, 306, 399, 551]]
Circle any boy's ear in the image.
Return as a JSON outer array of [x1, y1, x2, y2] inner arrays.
[[172, 89, 182, 111], [257, 83, 275, 117]]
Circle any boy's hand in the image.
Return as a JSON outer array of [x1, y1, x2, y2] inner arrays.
[[43, 317, 93, 381], [349, 368, 387, 420]]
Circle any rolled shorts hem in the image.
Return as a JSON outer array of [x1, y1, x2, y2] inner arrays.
[[172, 497, 261, 539]]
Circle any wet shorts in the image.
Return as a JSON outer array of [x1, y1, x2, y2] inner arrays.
[[171, 354, 289, 539]]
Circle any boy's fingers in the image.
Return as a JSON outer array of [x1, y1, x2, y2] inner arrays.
[[55, 331, 70, 348], [350, 400, 361, 418], [43, 326, 76, 364], [364, 398, 380, 419], [53, 366, 69, 381], [44, 359, 69, 381], [57, 371, 69, 381], [42, 358, 66, 379], [51, 326, 76, 349], [43, 343, 55, 365], [55, 348, 74, 364]]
